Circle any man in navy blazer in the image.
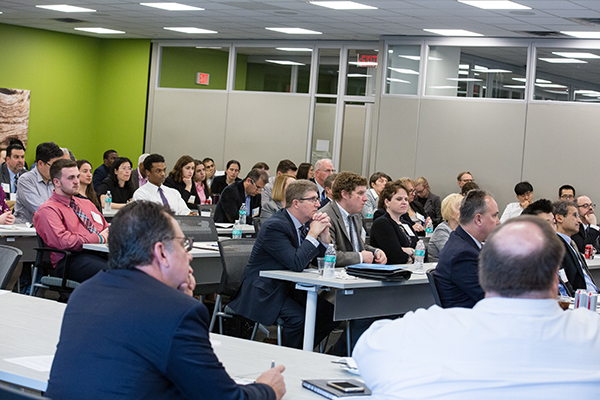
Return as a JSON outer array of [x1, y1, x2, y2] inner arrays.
[[214, 168, 268, 224], [46, 201, 285, 400], [435, 189, 500, 308], [229, 180, 340, 349]]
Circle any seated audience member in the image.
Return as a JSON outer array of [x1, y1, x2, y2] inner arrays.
[[461, 181, 479, 196], [133, 154, 191, 216], [14, 141, 64, 224], [321, 171, 387, 267], [228, 180, 339, 349], [262, 159, 297, 207], [362, 172, 391, 218], [92, 149, 118, 192], [45, 201, 285, 400], [369, 181, 416, 264], [0, 186, 15, 225], [211, 159, 241, 195], [572, 195, 599, 253], [457, 171, 474, 190], [522, 199, 555, 228], [414, 177, 442, 227], [296, 162, 314, 180], [354, 216, 600, 399], [428, 193, 463, 262], [320, 173, 336, 209], [500, 181, 533, 223], [214, 168, 268, 224], [398, 177, 430, 236], [33, 159, 109, 283], [76, 159, 101, 211], [553, 200, 598, 296], [61, 147, 76, 161], [434, 189, 500, 308], [193, 159, 211, 205], [203, 157, 216, 188], [130, 153, 149, 190], [558, 184, 576, 201], [314, 159, 335, 201], [0, 143, 27, 200], [262, 174, 295, 219], [164, 155, 200, 211], [97, 157, 135, 209], [252, 161, 270, 175]]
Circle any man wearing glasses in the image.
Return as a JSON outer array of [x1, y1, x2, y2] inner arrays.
[[46, 201, 286, 400], [572, 195, 600, 253], [314, 159, 335, 202], [214, 168, 268, 224], [228, 180, 340, 349]]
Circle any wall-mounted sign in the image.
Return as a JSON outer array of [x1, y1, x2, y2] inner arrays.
[[356, 54, 378, 68], [196, 72, 210, 85]]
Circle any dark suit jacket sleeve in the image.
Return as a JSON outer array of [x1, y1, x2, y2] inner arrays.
[[369, 215, 409, 264], [429, 195, 442, 227], [451, 249, 485, 303], [166, 303, 275, 400], [215, 185, 242, 223]]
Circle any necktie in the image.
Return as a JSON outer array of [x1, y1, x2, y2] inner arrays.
[[158, 187, 169, 206], [14, 175, 18, 192], [70, 198, 98, 234], [347, 215, 360, 252], [299, 225, 307, 245]]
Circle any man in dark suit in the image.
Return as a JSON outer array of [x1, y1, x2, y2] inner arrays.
[[435, 189, 500, 308], [130, 153, 149, 190], [414, 177, 442, 227], [92, 149, 118, 192], [229, 180, 339, 349], [571, 195, 600, 253], [553, 200, 598, 296], [214, 168, 268, 224], [0, 143, 27, 200], [314, 158, 335, 202], [46, 201, 285, 400], [319, 173, 336, 209]]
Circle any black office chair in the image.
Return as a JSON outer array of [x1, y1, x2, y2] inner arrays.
[[30, 235, 79, 299], [174, 215, 219, 243], [426, 268, 443, 307], [0, 245, 22, 290], [0, 385, 48, 399], [197, 203, 216, 218], [362, 217, 373, 237]]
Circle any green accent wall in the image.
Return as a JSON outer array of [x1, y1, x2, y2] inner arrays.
[[0, 23, 150, 169], [160, 47, 229, 90]]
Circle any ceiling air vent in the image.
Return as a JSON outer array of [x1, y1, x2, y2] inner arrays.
[[518, 31, 569, 38], [54, 18, 87, 23], [567, 17, 600, 26]]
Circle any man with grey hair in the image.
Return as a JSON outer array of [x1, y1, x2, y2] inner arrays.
[[434, 189, 500, 308], [214, 168, 268, 224], [355, 216, 600, 399], [229, 180, 340, 349], [314, 158, 334, 202]]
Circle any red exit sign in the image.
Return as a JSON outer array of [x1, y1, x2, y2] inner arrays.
[[356, 54, 378, 67], [196, 72, 210, 85]]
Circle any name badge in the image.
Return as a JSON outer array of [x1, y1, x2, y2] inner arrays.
[[558, 269, 569, 282], [415, 212, 425, 222], [252, 207, 260, 217], [401, 223, 415, 236], [91, 211, 103, 224], [1, 183, 9, 193], [188, 195, 196, 204]]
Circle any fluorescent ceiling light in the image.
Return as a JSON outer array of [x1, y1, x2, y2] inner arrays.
[[75, 27, 124, 34], [459, 64, 470, 69], [471, 68, 512, 73], [561, 31, 600, 39], [266, 27, 322, 34], [310, 1, 377, 9], [424, 29, 483, 37], [535, 83, 567, 88], [504, 85, 526, 89], [265, 60, 305, 65], [447, 78, 482, 82], [276, 48, 313, 52], [398, 55, 442, 61], [164, 27, 217, 33], [512, 78, 526, 82], [387, 78, 410, 83], [36, 4, 96, 12], [539, 58, 587, 64], [196, 46, 222, 49], [575, 90, 600, 95], [348, 61, 378, 67], [388, 67, 419, 75], [552, 52, 600, 59], [544, 90, 568, 94], [458, 71, 469, 75], [512, 78, 550, 83], [458, 0, 530, 10], [348, 74, 372, 77], [141, 3, 204, 11], [429, 86, 459, 89]]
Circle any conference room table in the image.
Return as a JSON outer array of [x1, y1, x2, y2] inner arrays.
[[0, 224, 37, 263], [0, 291, 358, 398], [261, 263, 437, 352]]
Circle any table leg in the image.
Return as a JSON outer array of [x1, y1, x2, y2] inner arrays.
[[296, 283, 319, 351]]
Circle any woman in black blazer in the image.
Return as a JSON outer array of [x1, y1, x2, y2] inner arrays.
[[369, 181, 417, 264], [164, 155, 200, 211]]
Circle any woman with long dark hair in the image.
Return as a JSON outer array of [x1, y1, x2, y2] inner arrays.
[[76, 159, 101, 211], [97, 157, 135, 209], [164, 155, 200, 211]]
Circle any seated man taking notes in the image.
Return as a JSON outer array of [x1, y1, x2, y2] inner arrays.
[[46, 201, 285, 400]]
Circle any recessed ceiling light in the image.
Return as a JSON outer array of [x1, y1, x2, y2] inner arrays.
[[388, 67, 419, 75], [458, 71, 469, 75], [458, 1, 530, 10], [429, 86, 459, 89], [348, 74, 372, 77], [387, 78, 410, 83], [310, 1, 377, 9], [36, 4, 96, 12], [535, 83, 568, 88], [447, 78, 482, 82], [397, 55, 442, 61], [424, 29, 483, 37], [552, 52, 600, 59], [75, 27, 124, 34], [538, 58, 587, 64], [141, 3, 204, 11], [459, 64, 470, 69], [561, 31, 600, 39], [164, 27, 217, 33], [265, 60, 305, 65], [471, 68, 512, 73], [266, 27, 322, 34], [504, 85, 526, 89], [348, 61, 378, 67], [276, 48, 313, 52]]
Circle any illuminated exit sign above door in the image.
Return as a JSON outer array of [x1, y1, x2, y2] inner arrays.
[[196, 72, 210, 85]]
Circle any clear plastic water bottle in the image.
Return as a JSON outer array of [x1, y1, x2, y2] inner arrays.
[[232, 220, 242, 239], [104, 190, 112, 212], [239, 203, 247, 225], [414, 240, 425, 272], [425, 219, 433, 237], [323, 244, 336, 279]]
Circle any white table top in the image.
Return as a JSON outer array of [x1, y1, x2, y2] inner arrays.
[[83, 242, 220, 258], [0, 224, 37, 237], [101, 209, 118, 218], [215, 223, 255, 235]]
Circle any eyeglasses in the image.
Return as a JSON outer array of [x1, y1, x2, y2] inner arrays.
[[560, 194, 575, 200], [299, 196, 320, 204], [170, 236, 193, 252], [251, 179, 265, 191], [578, 203, 596, 210], [318, 168, 336, 174]]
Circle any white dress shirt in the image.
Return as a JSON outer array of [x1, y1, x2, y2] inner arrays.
[[354, 297, 600, 400], [500, 201, 524, 223], [133, 182, 190, 215]]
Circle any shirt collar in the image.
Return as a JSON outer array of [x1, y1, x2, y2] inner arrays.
[[557, 232, 572, 244], [463, 228, 482, 249], [33, 167, 52, 186], [51, 191, 73, 206], [286, 209, 304, 231], [335, 201, 352, 220], [474, 297, 563, 316]]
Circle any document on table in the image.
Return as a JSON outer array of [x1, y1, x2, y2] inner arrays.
[[5, 355, 54, 372]]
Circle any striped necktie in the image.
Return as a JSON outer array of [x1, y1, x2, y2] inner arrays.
[[70, 198, 98, 234]]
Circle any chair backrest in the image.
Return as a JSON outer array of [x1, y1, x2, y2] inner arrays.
[[362, 217, 373, 237], [175, 215, 219, 242], [217, 238, 256, 297], [35, 234, 54, 272], [197, 203, 216, 217], [426, 268, 443, 307], [0, 384, 47, 399], [0, 245, 22, 289]]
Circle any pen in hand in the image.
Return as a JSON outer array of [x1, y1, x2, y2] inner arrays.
[[271, 360, 275, 369]]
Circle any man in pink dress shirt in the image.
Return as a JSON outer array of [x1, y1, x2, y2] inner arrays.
[[34, 159, 110, 282]]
